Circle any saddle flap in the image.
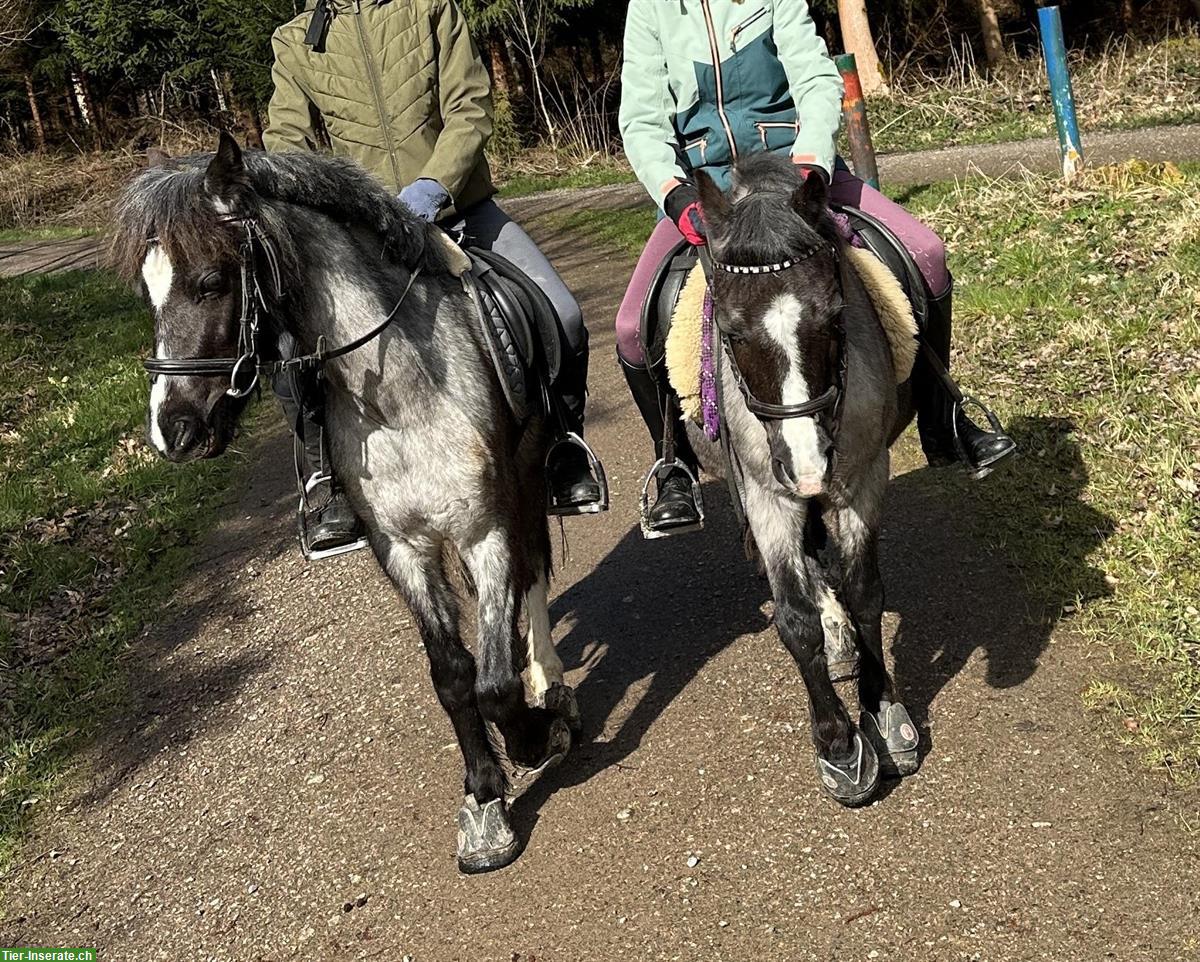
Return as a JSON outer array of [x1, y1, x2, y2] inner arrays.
[[639, 238, 699, 369], [465, 248, 567, 422]]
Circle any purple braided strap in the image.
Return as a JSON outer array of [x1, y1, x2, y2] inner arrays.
[[700, 286, 720, 442]]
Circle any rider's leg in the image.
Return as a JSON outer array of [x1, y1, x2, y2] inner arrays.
[[616, 217, 703, 533], [449, 198, 603, 511], [829, 165, 1016, 477], [273, 362, 367, 556]]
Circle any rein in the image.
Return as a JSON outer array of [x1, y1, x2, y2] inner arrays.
[[142, 215, 421, 397]]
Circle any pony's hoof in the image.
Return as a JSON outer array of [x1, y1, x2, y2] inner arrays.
[[457, 794, 521, 874], [815, 731, 879, 807], [861, 702, 920, 777], [536, 682, 582, 734], [511, 717, 572, 780]]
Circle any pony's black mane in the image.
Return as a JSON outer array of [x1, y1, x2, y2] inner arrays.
[[111, 149, 446, 284], [719, 152, 840, 265]]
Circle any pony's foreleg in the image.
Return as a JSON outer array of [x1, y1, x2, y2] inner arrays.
[[835, 459, 919, 776], [463, 530, 570, 772], [375, 534, 506, 806], [524, 570, 562, 697]]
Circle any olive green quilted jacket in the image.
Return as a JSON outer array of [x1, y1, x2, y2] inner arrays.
[[265, 0, 495, 214]]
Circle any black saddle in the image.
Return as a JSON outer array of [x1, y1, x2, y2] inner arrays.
[[638, 206, 931, 370], [464, 247, 564, 423]]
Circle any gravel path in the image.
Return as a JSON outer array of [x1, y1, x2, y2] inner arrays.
[[2, 208, 1196, 961]]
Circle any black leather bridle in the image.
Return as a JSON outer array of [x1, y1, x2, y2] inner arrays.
[[706, 241, 847, 430], [142, 215, 420, 396]]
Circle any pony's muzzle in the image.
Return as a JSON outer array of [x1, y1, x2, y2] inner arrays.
[[156, 412, 211, 462]]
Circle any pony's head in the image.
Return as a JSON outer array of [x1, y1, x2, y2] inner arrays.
[[697, 153, 844, 497], [113, 134, 276, 461], [114, 133, 439, 463]]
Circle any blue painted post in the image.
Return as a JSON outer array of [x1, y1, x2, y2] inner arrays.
[[1038, 5, 1084, 178]]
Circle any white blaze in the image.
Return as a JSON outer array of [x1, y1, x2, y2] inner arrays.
[[142, 246, 174, 455], [760, 293, 826, 493], [142, 245, 174, 311]]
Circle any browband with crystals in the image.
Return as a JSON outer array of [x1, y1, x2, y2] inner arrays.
[[710, 240, 830, 275]]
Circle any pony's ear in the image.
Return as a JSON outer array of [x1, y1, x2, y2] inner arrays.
[[694, 170, 730, 231], [791, 170, 829, 224], [147, 147, 172, 168], [205, 131, 250, 209]]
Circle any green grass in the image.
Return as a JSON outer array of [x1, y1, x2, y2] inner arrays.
[[0, 226, 97, 244], [551, 161, 1200, 785], [869, 34, 1200, 154], [496, 163, 637, 199], [0, 270, 252, 874]]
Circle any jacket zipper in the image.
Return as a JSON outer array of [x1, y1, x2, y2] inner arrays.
[[354, 2, 404, 189], [755, 121, 800, 147], [699, 0, 738, 163], [730, 7, 768, 51], [684, 136, 709, 163]]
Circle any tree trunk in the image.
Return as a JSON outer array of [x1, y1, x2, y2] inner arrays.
[[836, 0, 889, 95], [211, 68, 229, 113], [70, 72, 92, 127], [1120, 0, 1136, 30], [975, 0, 1008, 67], [587, 24, 604, 85], [23, 72, 45, 150], [489, 39, 511, 99]]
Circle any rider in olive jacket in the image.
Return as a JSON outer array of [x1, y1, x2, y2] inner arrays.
[[264, 0, 604, 556]]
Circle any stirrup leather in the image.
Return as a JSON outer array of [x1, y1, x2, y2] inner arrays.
[[546, 432, 610, 517], [638, 458, 705, 540]]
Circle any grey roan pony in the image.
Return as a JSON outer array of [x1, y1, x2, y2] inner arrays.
[[114, 134, 578, 872], [692, 154, 921, 806]]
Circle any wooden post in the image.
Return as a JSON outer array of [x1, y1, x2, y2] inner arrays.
[[836, 53, 880, 190]]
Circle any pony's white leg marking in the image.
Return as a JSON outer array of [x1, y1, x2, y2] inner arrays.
[[818, 582, 854, 650], [760, 293, 827, 495], [524, 572, 562, 697], [142, 245, 174, 311]]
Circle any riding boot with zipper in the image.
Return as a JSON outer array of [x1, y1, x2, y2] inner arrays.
[[620, 356, 703, 534], [547, 330, 605, 513], [274, 370, 368, 557], [914, 285, 1017, 479]]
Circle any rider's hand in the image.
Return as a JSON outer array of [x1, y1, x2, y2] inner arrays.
[[791, 160, 830, 185], [398, 178, 450, 223], [664, 183, 707, 247]]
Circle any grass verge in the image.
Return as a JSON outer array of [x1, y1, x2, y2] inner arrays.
[[0, 226, 97, 245], [869, 33, 1200, 154], [0, 270, 253, 875], [548, 161, 1200, 785], [496, 162, 636, 200]]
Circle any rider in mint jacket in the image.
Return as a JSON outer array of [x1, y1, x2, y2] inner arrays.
[[616, 0, 1016, 535]]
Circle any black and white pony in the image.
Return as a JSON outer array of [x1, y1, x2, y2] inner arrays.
[[113, 134, 579, 872], [692, 154, 921, 805]]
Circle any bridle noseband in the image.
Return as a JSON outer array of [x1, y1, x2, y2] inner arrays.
[[142, 214, 420, 397]]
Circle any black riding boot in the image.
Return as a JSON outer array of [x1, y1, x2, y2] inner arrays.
[[915, 285, 1017, 479], [275, 372, 368, 558], [620, 356, 703, 536], [547, 331, 607, 515]]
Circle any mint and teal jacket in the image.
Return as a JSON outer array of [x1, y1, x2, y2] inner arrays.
[[618, 0, 843, 210]]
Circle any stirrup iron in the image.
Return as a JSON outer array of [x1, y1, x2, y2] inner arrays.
[[638, 457, 705, 540], [546, 431, 610, 517], [952, 394, 1011, 481]]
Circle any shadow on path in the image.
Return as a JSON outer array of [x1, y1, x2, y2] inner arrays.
[[512, 415, 1114, 838]]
